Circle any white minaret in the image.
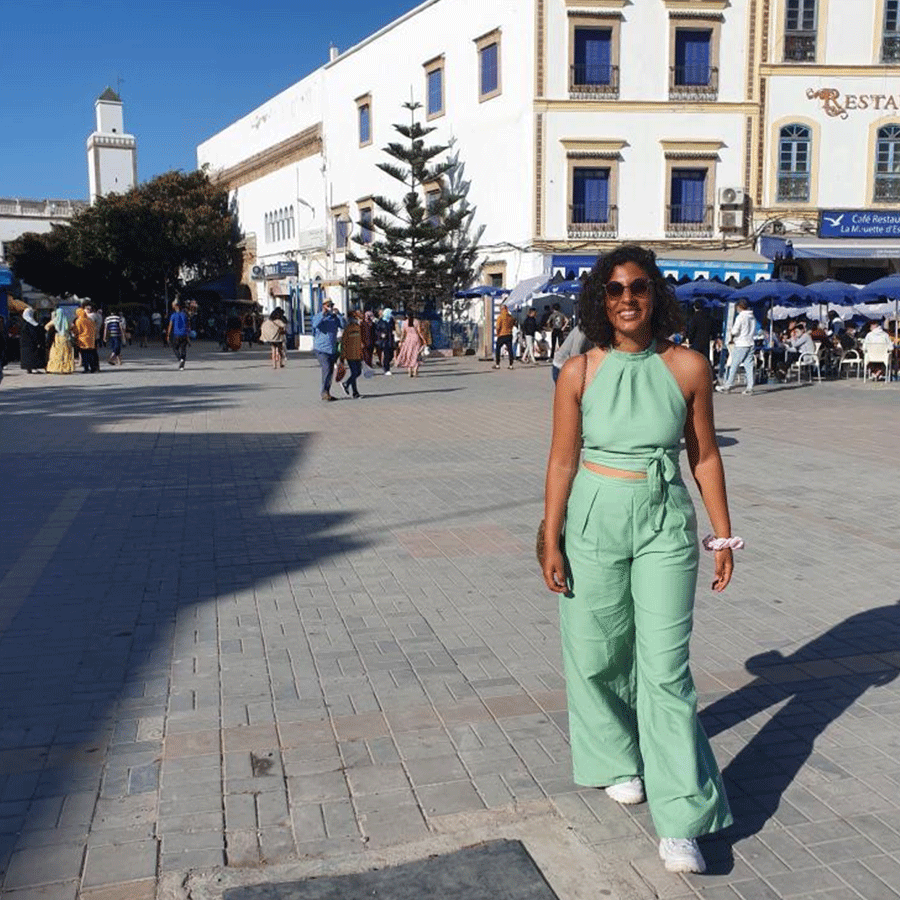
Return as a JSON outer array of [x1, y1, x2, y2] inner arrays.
[[86, 87, 137, 203]]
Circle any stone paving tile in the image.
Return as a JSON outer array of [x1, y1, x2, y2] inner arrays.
[[2, 350, 900, 896]]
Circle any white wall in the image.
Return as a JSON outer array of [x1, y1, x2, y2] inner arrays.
[[96, 100, 125, 135]]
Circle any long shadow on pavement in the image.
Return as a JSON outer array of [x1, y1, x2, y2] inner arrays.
[[0, 385, 371, 884], [696, 602, 900, 872]]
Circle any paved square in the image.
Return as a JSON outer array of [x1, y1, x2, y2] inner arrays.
[[1, 344, 898, 899]]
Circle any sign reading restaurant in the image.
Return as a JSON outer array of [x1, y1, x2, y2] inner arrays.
[[807, 87, 900, 119], [818, 209, 900, 238]]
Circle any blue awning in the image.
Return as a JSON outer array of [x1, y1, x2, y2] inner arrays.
[[760, 234, 900, 260]]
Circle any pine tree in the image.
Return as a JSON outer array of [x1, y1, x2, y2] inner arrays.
[[348, 102, 482, 312]]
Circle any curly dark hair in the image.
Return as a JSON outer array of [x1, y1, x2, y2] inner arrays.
[[579, 245, 684, 348]]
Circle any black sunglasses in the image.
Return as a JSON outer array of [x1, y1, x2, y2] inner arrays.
[[604, 278, 651, 300]]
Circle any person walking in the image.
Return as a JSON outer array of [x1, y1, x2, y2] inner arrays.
[[493, 303, 516, 369], [716, 300, 757, 394], [104, 310, 125, 365], [360, 310, 376, 368], [167, 300, 190, 370], [521, 307, 539, 364], [72, 306, 98, 373], [260, 309, 287, 369], [395, 312, 427, 377], [375, 308, 395, 375], [542, 244, 736, 876], [548, 302, 569, 357], [136, 310, 150, 347], [312, 299, 345, 400], [19, 308, 47, 374], [339, 310, 364, 398], [46, 308, 75, 375]]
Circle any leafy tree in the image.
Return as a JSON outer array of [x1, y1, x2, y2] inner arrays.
[[7, 169, 238, 310], [348, 101, 482, 312]]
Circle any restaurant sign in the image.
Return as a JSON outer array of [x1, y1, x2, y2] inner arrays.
[[818, 209, 900, 238], [807, 87, 900, 119]]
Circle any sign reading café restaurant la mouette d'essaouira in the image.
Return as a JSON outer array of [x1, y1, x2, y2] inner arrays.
[[819, 210, 900, 238], [807, 87, 900, 119]]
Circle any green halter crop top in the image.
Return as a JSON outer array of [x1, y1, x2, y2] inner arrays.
[[581, 340, 688, 530]]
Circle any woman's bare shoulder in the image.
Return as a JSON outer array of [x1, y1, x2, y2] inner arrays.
[[659, 341, 712, 393]]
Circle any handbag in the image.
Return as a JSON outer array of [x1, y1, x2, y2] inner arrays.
[[335, 360, 347, 382], [537, 352, 588, 570]]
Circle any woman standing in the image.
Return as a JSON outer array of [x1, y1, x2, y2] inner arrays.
[[19, 308, 47, 374], [543, 245, 737, 875], [361, 310, 375, 368], [46, 308, 74, 374], [395, 312, 427, 377]]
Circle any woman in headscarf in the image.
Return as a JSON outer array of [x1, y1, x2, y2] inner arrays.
[[361, 310, 375, 368], [19, 307, 47, 374], [46, 308, 75, 375], [375, 307, 396, 374]]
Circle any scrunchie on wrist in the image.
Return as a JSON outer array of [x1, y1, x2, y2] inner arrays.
[[702, 535, 745, 551]]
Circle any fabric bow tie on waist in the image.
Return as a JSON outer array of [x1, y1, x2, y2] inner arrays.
[[647, 447, 678, 532]]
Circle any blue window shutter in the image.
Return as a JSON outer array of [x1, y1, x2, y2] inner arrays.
[[481, 43, 499, 95], [672, 169, 706, 222], [359, 104, 370, 143], [573, 168, 609, 223], [574, 28, 611, 85], [675, 30, 711, 85], [428, 69, 443, 115]]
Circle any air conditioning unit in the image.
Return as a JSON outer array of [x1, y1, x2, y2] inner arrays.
[[718, 187, 745, 206], [720, 210, 743, 232]]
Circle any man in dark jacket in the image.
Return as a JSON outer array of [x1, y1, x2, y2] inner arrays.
[[521, 307, 539, 363], [686, 300, 713, 365]]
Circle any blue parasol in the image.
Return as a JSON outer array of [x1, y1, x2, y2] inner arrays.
[[674, 279, 734, 307], [730, 279, 815, 307], [804, 279, 858, 306]]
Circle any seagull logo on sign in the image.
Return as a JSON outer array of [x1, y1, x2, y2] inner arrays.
[[823, 214, 845, 228]]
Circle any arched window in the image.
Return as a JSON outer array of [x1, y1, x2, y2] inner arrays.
[[875, 124, 900, 202], [777, 124, 811, 202]]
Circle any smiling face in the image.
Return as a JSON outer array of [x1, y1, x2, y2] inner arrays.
[[604, 261, 654, 343]]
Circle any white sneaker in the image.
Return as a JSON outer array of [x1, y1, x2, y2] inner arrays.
[[659, 838, 706, 874], [714, 385, 729, 393], [742, 389, 753, 395], [604, 777, 645, 805]]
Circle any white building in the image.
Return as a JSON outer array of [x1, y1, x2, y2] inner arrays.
[[754, 0, 900, 282], [198, 0, 790, 333], [87, 88, 137, 203], [0, 198, 87, 262]]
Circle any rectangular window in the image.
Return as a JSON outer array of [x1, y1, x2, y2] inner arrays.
[[884, 0, 900, 62], [784, 0, 817, 61], [426, 189, 441, 228], [359, 205, 373, 244], [573, 28, 612, 86], [358, 103, 371, 145], [669, 169, 709, 226], [335, 215, 349, 250], [480, 42, 499, 97], [489, 273, 504, 288], [426, 67, 444, 118], [572, 168, 610, 224], [674, 29, 711, 86]]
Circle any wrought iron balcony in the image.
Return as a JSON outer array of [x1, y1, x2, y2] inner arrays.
[[568, 204, 618, 238], [666, 205, 714, 237], [784, 32, 817, 62], [777, 174, 811, 203], [669, 66, 719, 101], [569, 64, 619, 99], [882, 34, 900, 63], [874, 175, 900, 203]]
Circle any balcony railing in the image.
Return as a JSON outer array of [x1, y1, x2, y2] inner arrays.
[[874, 175, 900, 203], [568, 204, 618, 238], [666, 205, 714, 237], [669, 66, 719, 101], [882, 34, 900, 63], [0, 199, 86, 218], [777, 174, 811, 203], [569, 64, 619, 98], [784, 31, 817, 61]]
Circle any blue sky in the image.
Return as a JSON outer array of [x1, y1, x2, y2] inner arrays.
[[1, 0, 418, 200]]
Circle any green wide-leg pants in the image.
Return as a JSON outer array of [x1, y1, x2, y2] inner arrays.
[[560, 466, 732, 839]]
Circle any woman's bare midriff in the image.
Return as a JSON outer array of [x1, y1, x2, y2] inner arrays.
[[583, 461, 647, 479]]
